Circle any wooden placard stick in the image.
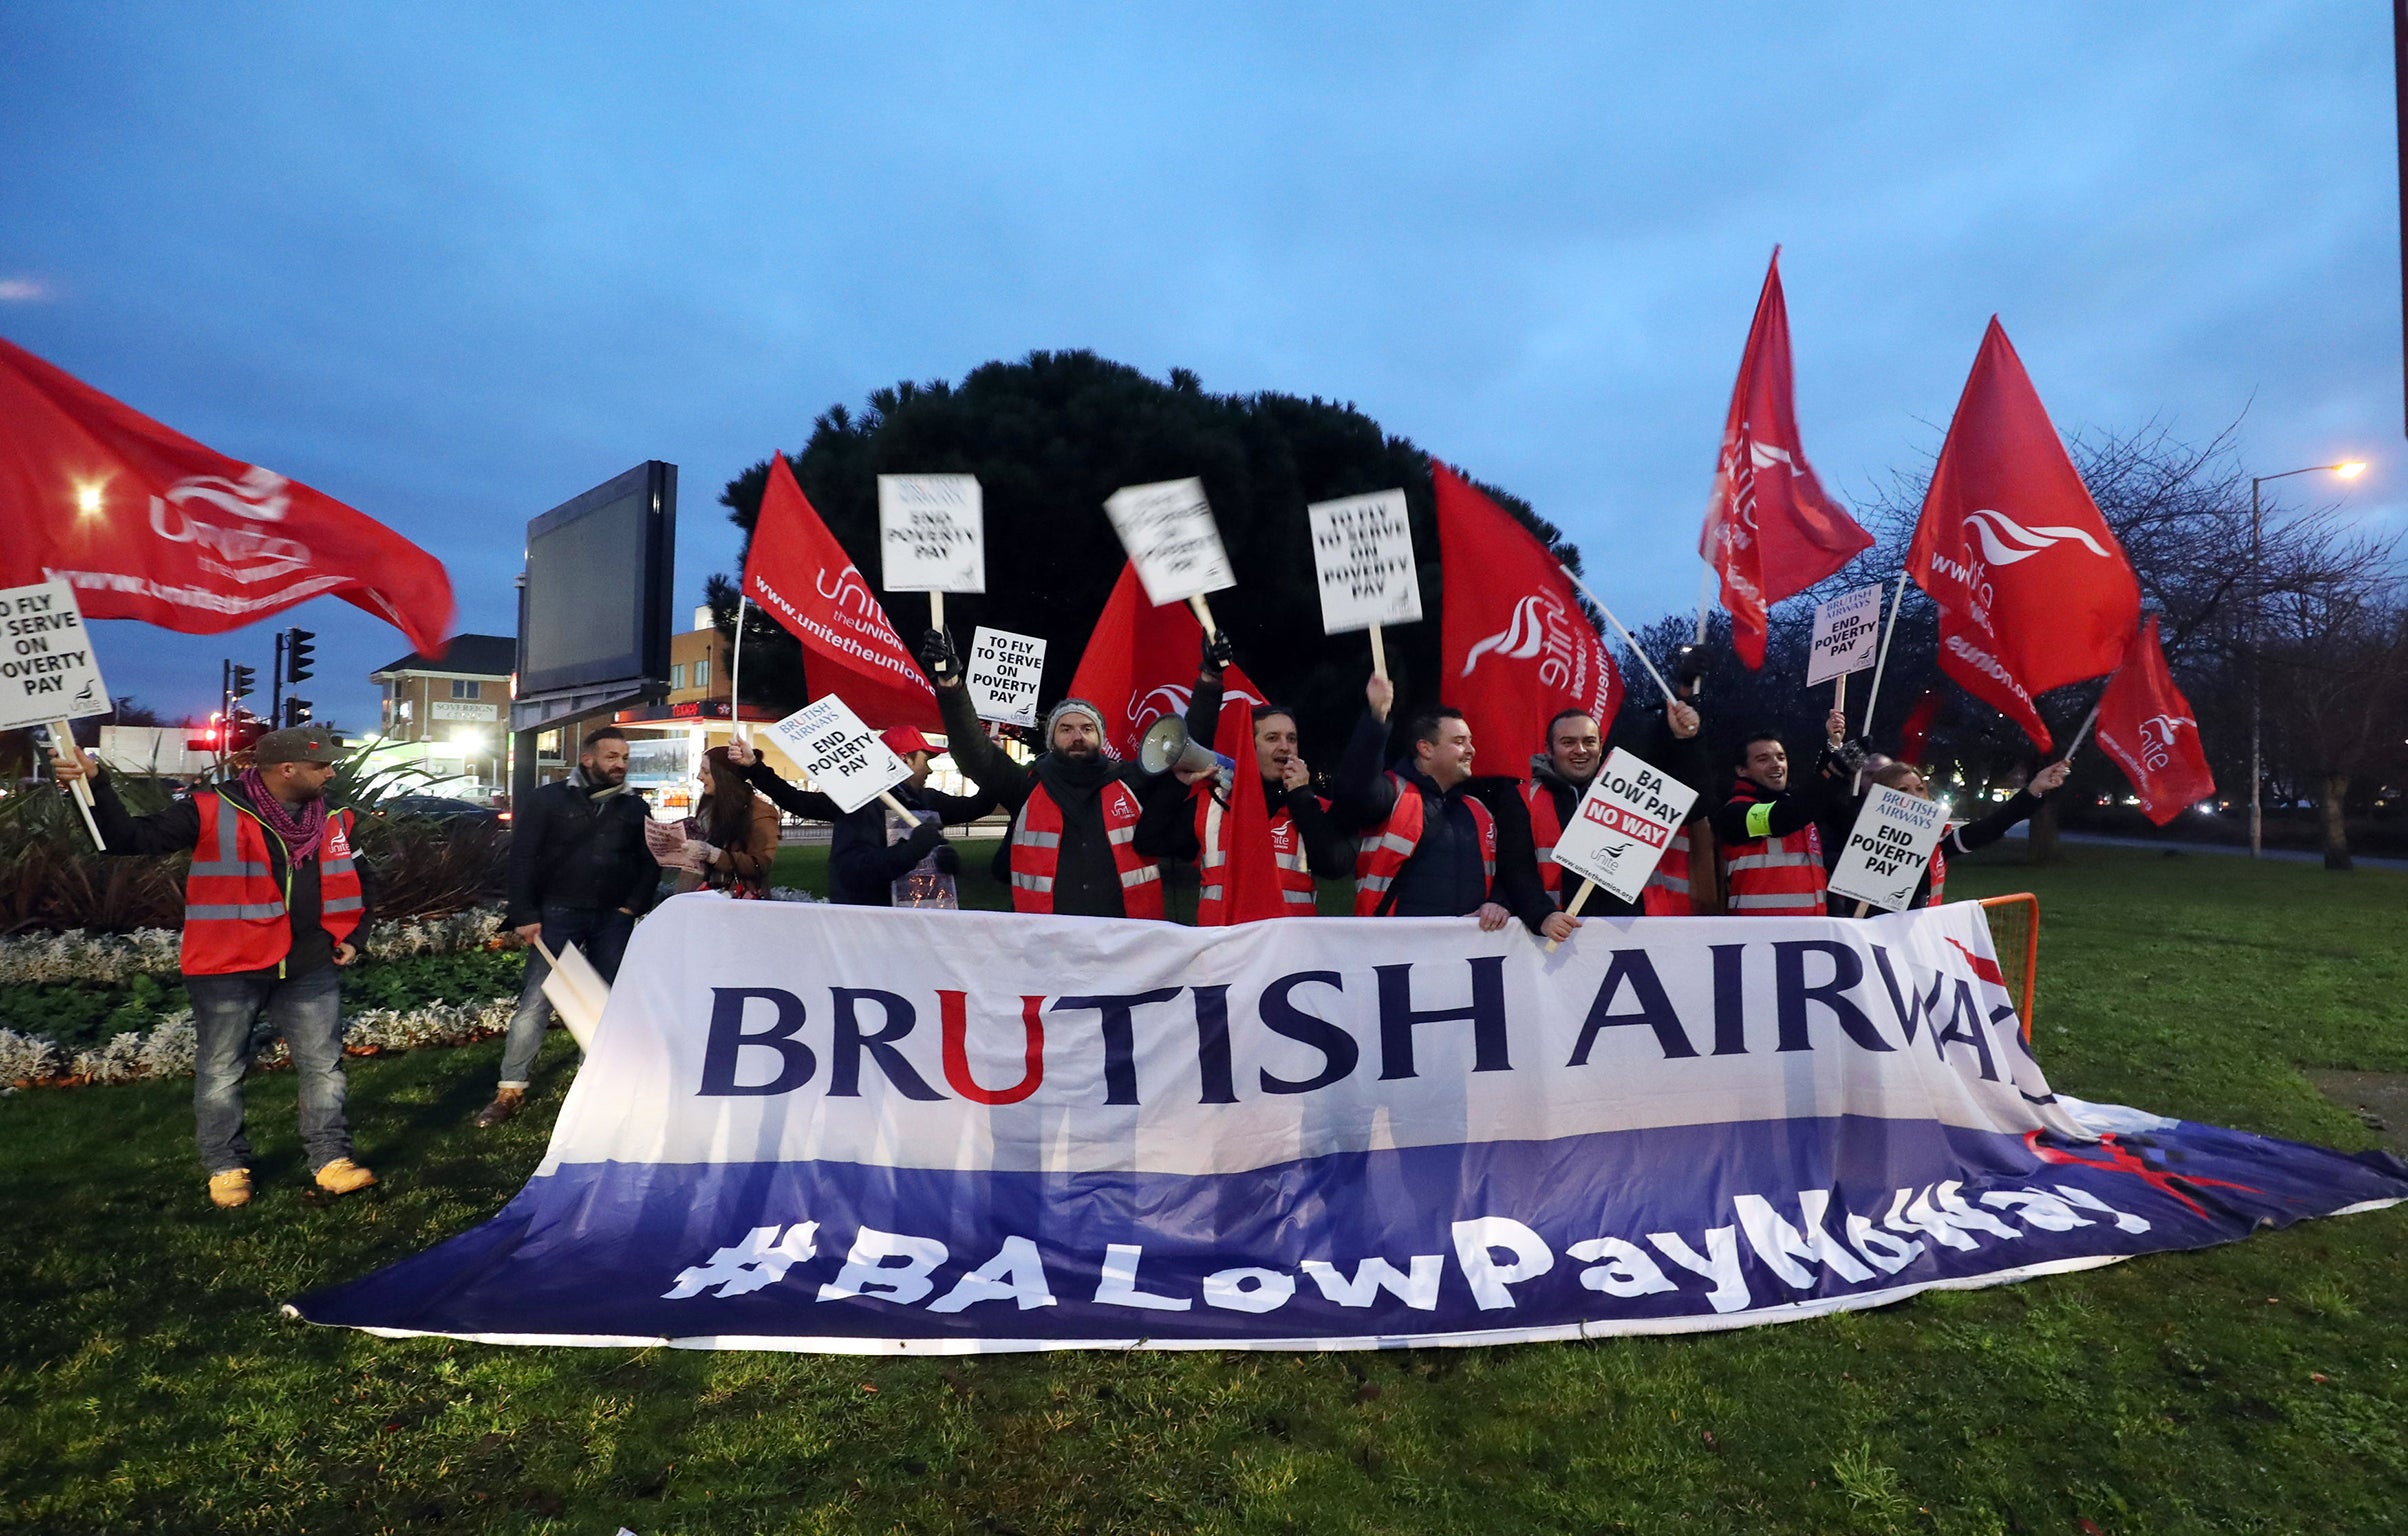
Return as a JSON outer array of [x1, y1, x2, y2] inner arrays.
[[1543, 879, 1595, 953]]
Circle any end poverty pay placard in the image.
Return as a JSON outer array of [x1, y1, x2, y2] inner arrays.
[[0, 580, 110, 734], [766, 695, 912, 815], [878, 475, 985, 593], [1103, 478, 1235, 606], [1806, 582, 1885, 687], [965, 626, 1045, 729], [1826, 785, 1949, 913], [1547, 748, 1698, 905]]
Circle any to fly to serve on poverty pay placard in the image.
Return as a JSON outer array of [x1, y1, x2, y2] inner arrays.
[[767, 695, 914, 815], [0, 579, 110, 733], [1306, 489, 1421, 633], [1103, 478, 1235, 606], [1547, 747, 1698, 905], [1826, 785, 1949, 913], [1806, 582, 1885, 688], [965, 626, 1045, 729]]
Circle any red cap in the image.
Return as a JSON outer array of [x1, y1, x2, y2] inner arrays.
[[881, 727, 935, 758]]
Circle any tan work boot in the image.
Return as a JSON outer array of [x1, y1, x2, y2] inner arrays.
[[313, 1157, 378, 1196], [474, 1087, 526, 1129], [207, 1168, 252, 1208]]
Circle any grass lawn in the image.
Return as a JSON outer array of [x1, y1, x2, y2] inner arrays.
[[4, 844, 2405, 1534]]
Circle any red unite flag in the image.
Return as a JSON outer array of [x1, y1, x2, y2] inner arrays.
[[743, 453, 939, 731], [1699, 249, 1873, 669], [1435, 462, 1622, 781], [0, 335, 454, 653], [1907, 319, 2141, 751], [2094, 617, 2214, 825], [1066, 561, 1265, 760], [1212, 686, 1288, 924]]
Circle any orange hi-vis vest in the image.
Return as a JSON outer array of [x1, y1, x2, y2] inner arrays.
[[1641, 825, 1697, 915], [1521, 780, 1567, 899], [1718, 779, 1827, 916], [182, 791, 364, 976], [1923, 844, 1948, 907], [1008, 778, 1164, 919], [1355, 773, 1497, 917], [1195, 787, 1320, 925]]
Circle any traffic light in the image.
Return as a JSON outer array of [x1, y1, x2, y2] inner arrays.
[[284, 629, 316, 684], [184, 719, 222, 752], [229, 663, 257, 701], [282, 697, 313, 728]]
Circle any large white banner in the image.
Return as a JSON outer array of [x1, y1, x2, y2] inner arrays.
[[295, 902, 2408, 1353]]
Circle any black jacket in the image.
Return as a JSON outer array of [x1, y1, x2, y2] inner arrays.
[[87, 770, 376, 980], [506, 774, 657, 926], [937, 681, 1159, 918], [739, 759, 995, 906], [1329, 710, 1555, 931]]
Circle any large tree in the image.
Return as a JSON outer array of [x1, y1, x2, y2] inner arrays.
[[708, 350, 1582, 759]]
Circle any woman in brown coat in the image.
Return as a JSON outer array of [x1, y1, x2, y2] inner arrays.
[[669, 745, 781, 898]]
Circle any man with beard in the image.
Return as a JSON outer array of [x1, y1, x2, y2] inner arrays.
[[57, 727, 379, 1207], [1330, 674, 1576, 943], [923, 629, 1166, 918], [1522, 694, 1707, 917], [477, 726, 656, 1127]]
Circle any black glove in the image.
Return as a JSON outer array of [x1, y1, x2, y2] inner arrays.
[[1670, 642, 1712, 692], [1201, 629, 1235, 670], [932, 842, 962, 877], [903, 819, 946, 861], [1828, 737, 1870, 775], [918, 628, 960, 681]]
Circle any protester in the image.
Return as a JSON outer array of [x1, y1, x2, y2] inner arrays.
[[1522, 693, 1706, 917], [656, 745, 780, 898], [479, 727, 655, 1129], [1643, 646, 1723, 914], [923, 627, 1165, 918], [1330, 674, 1575, 942], [1826, 757, 2073, 910], [1711, 711, 1854, 916], [723, 728, 992, 906], [56, 727, 378, 1206], [1136, 704, 1347, 923]]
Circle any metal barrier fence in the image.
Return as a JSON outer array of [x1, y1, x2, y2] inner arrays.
[[1979, 892, 2041, 1036]]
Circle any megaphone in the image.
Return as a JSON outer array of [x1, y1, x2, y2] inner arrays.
[[1139, 715, 1234, 786]]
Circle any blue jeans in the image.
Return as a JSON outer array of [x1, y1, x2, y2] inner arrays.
[[186, 967, 350, 1175], [499, 904, 633, 1090]]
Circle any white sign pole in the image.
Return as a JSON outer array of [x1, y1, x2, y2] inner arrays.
[[1859, 573, 1910, 743], [47, 723, 106, 850], [1557, 566, 1677, 706], [729, 596, 750, 743]]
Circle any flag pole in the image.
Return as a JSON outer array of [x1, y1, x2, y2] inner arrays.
[[729, 596, 750, 743], [1559, 566, 1677, 705], [1694, 561, 1714, 644], [2060, 696, 2106, 763], [1859, 571, 1910, 743]]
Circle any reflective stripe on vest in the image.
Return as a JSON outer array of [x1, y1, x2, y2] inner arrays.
[[1196, 790, 1320, 924], [1640, 825, 1694, 916], [1354, 774, 1497, 917], [1008, 779, 1165, 919], [1717, 782, 1826, 917], [1521, 781, 1567, 898], [1923, 843, 1948, 907], [181, 795, 364, 976]]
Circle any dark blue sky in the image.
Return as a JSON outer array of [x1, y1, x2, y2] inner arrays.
[[3, 4, 2398, 729]]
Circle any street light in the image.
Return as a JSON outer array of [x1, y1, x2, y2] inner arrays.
[[2247, 460, 2368, 858]]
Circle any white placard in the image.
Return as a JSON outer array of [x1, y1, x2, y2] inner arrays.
[[1806, 582, 1885, 687], [766, 694, 911, 814], [878, 475, 986, 593], [1102, 477, 1235, 606], [965, 625, 1046, 728], [1826, 785, 1949, 913], [1546, 747, 1699, 905], [1307, 489, 1423, 634], [0, 580, 110, 733]]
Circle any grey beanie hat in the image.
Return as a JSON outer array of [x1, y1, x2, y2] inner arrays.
[[1043, 696, 1106, 744]]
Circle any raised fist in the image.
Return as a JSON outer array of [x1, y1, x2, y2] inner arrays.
[[918, 628, 960, 681]]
